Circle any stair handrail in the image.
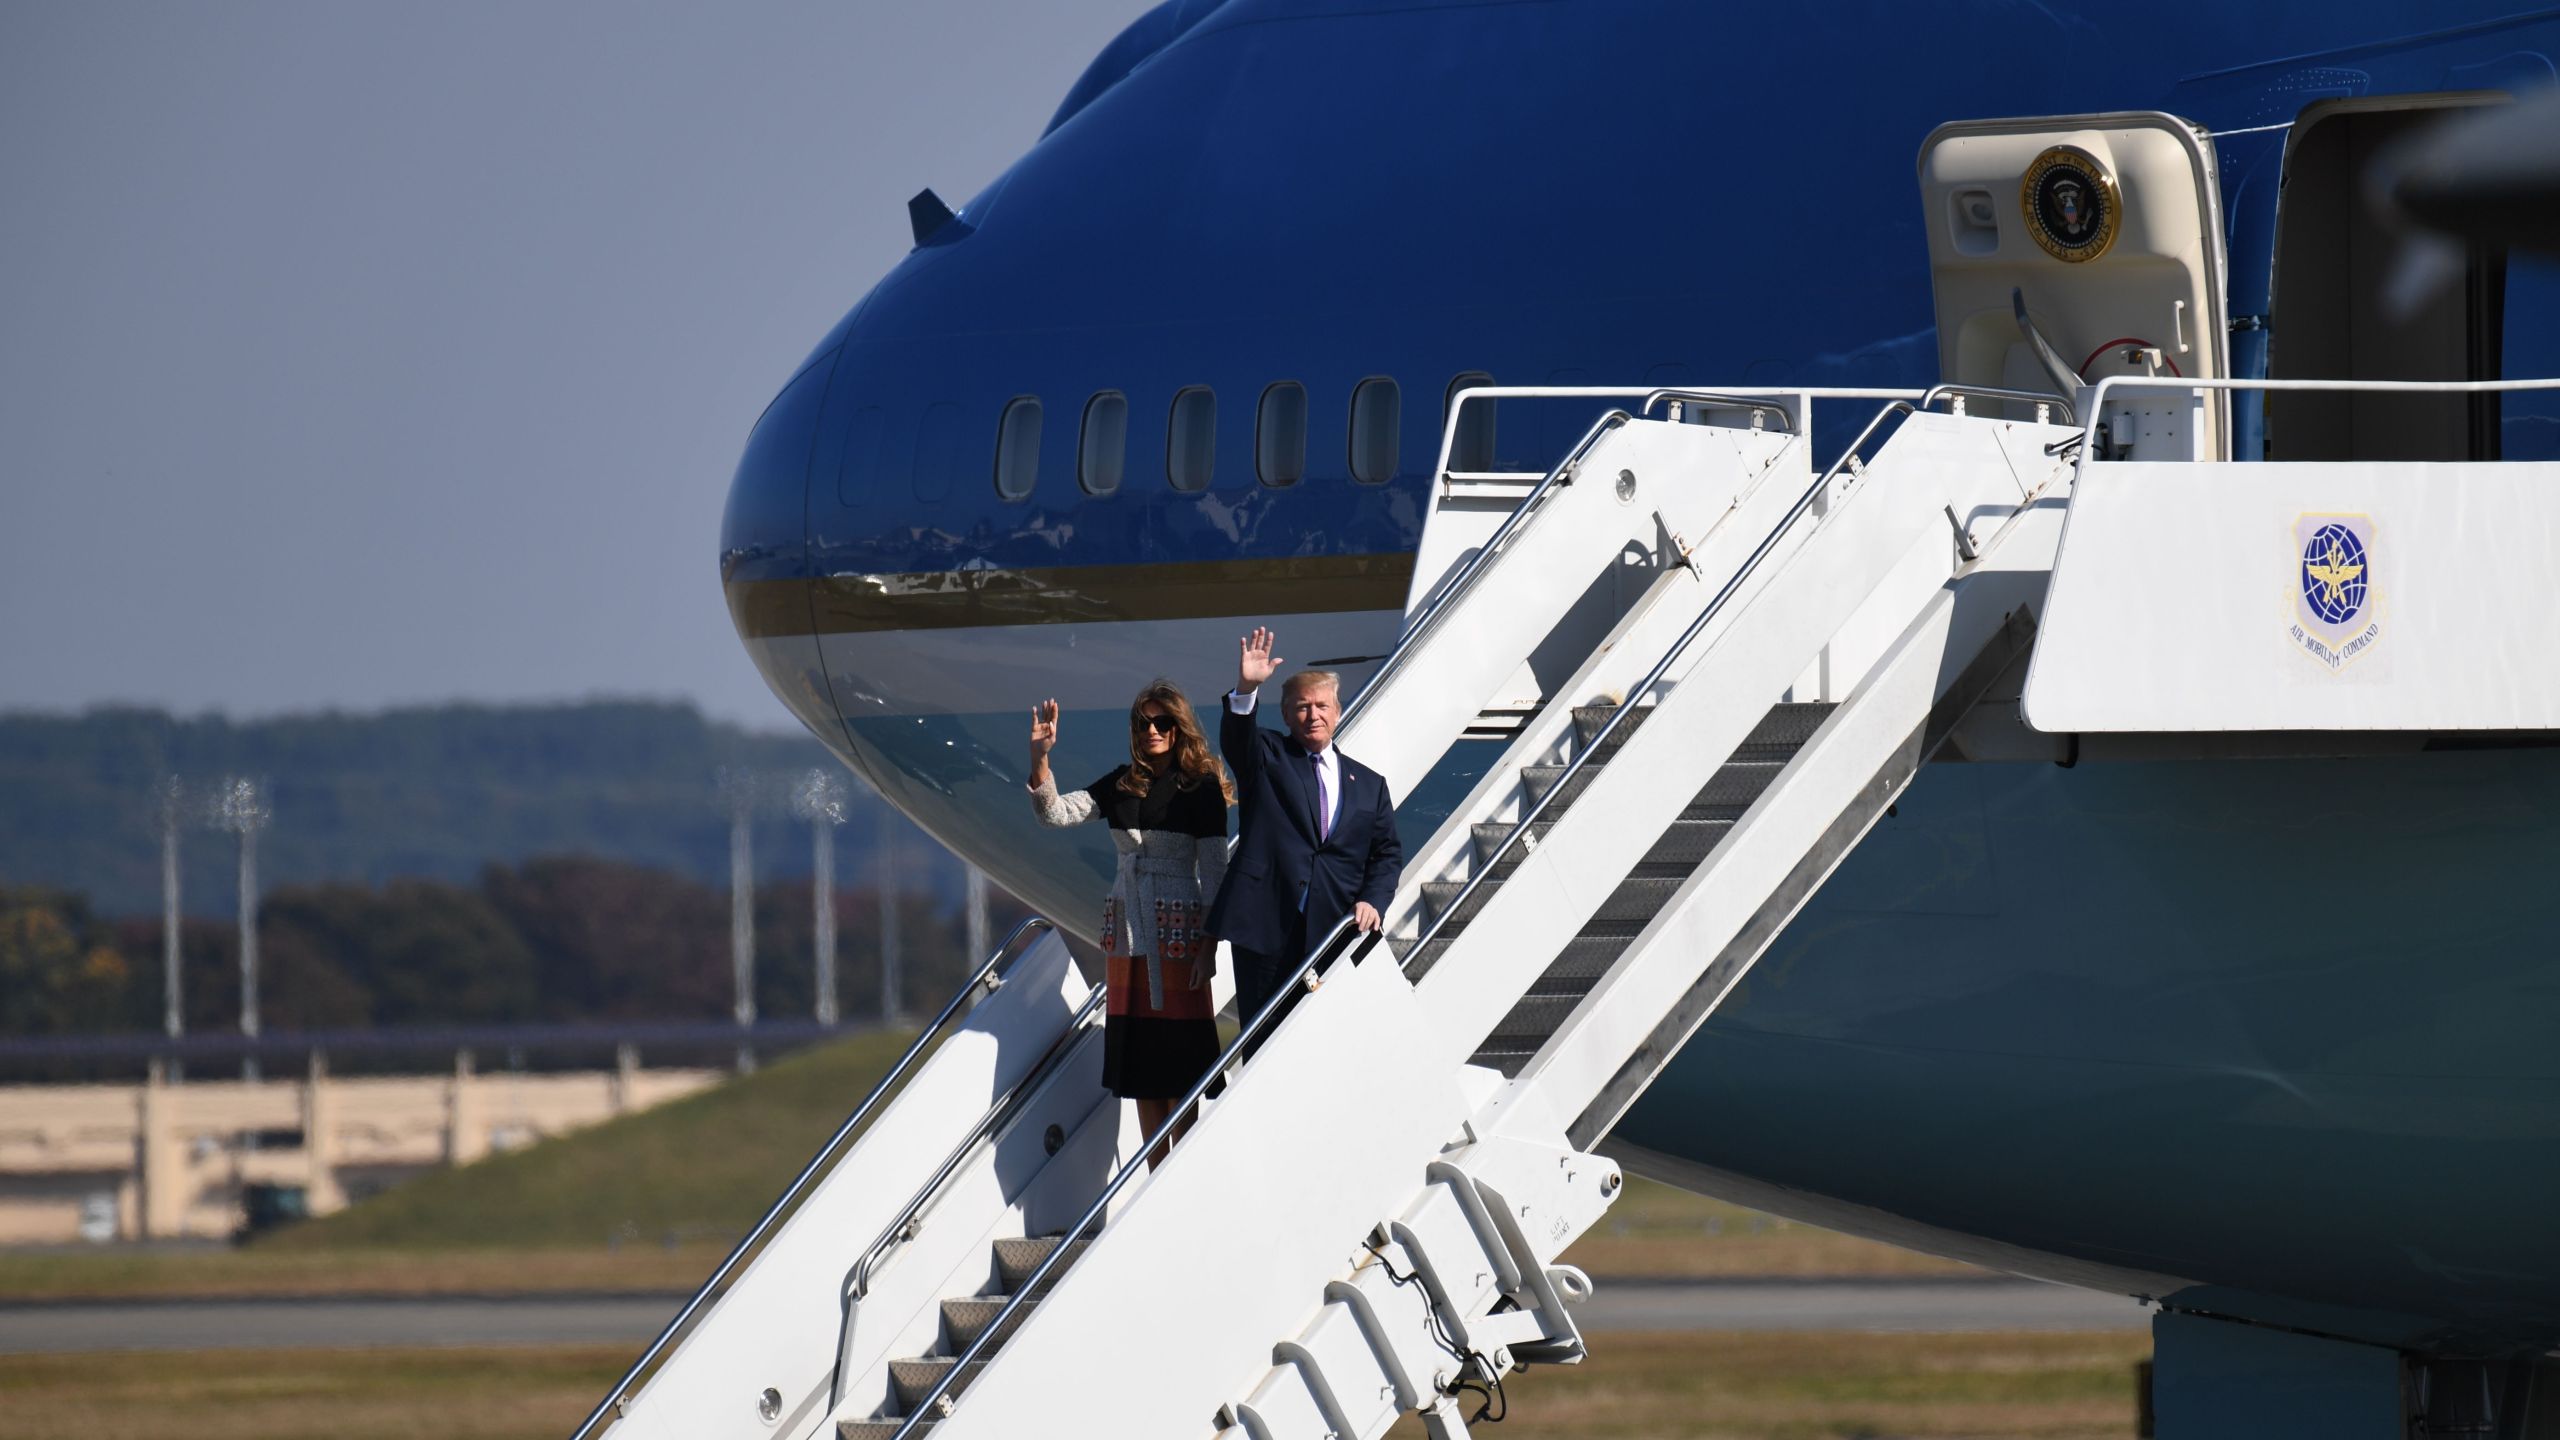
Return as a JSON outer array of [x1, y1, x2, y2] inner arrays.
[[570, 914, 1058, 1440], [885, 914, 1381, 1439], [1917, 382, 2077, 423], [1405, 399, 1921, 967], [835, 982, 1109, 1397], [1638, 389, 1799, 430], [1338, 408, 1632, 737]]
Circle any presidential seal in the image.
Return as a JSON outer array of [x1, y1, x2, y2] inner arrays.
[[2020, 146, 2120, 263], [2286, 513, 2383, 673]]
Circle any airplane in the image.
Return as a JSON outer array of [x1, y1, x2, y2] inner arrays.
[[714, 2, 2560, 1433]]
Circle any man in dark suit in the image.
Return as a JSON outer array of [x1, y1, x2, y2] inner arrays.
[[1206, 625, 1403, 1055]]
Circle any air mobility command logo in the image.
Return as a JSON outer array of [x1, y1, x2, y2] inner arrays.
[[2021, 146, 2121, 263], [2287, 514, 2382, 672]]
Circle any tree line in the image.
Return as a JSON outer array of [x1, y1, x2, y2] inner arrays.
[[0, 856, 1028, 1044], [0, 700, 956, 919]]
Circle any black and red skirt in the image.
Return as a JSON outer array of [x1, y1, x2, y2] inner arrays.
[[1100, 897, 1222, 1100]]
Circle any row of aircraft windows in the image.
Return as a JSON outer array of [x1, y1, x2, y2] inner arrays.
[[988, 373, 1502, 501]]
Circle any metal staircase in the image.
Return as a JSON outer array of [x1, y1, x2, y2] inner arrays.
[[1421, 699, 1835, 1075], [582, 386, 2080, 1440]]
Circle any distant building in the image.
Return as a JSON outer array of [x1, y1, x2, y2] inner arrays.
[[0, 1053, 718, 1243]]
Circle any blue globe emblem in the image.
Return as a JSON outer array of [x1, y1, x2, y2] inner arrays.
[[2300, 523, 2368, 626]]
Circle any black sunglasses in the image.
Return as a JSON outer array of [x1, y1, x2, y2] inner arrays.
[[1133, 714, 1179, 735]]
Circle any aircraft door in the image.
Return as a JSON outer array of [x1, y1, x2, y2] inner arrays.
[[1917, 112, 2230, 459]]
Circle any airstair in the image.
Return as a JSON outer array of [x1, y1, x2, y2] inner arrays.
[[580, 384, 2080, 1440]]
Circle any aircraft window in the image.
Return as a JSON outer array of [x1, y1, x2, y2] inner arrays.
[[1443, 372, 1495, 472], [1257, 382, 1308, 487], [1167, 386, 1215, 492], [912, 401, 960, 502], [1079, 392, 1127, 495], [993, 397, 1042, 501], [1350, 377, 1400, 485]]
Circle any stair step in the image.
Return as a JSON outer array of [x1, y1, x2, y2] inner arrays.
[[1478, 994, 1586, 1049], [940, 1295, 1032, 1352], [1475, 815, 1736, 875], [839, 1421, 930, 1440], [1406, 922, 1642, 983], [1420, 877, 1500, 928], [1467, 1046, 1543, 1076], [1430, 873, 1686, 937], [1569, 702, 1655, 752], [991, 1234, 1091, 1290], [889, 1356, 991, 1414], [1568, 700, 1834, 762]]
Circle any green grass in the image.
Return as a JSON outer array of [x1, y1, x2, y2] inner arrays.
[[0, 1026, 1969, 1303], [260, 1028, 921, 1251], [0, 1334, 2148, 1440]]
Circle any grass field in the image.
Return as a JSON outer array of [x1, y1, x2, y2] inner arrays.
[[0, 1332, 2147, 1440], [0, 1029, 1969, 1302]]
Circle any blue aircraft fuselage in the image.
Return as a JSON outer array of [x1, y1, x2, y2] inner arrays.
[[721, 0, 2560, 1359]]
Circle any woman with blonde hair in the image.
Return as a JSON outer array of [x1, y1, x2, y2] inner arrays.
[[1028, 680, 1233, 1167]]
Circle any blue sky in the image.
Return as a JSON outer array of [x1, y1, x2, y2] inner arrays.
[[0, 1, 1144, 730]]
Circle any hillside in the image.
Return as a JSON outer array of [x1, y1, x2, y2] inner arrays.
[[263, 1027, 920, 1250], [0, 701, 959, 917]]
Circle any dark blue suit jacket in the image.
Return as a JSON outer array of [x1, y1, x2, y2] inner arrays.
[[1205, 696, 1403, 959]]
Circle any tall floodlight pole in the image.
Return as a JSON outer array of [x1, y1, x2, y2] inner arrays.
[[792, 770, 848, 1027], [876, 806, 902, 1024], [158, 777, 187, 1081], [718, 769, 759, 1073], [215, 778, 270, 1082], [965, 863, 990, 967]]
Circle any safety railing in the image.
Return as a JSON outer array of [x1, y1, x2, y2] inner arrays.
[[1639, 389, 1799, 430], [1337, 407, 1633, 735], [1403, 398, 1919, 969], [833, 982, 1108, 1403], [570, 915, 1058, 1440], [885, 914, 1382, 1438], [1919, 382, 2076, 424], [2076, 374, 2560, 459], [1433, 385, 1923, 487]]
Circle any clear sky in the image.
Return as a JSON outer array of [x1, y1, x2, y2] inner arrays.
[[0, 1, 1145, 731]]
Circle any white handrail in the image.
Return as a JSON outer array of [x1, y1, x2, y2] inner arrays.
[[2079, 374, 2560, 457], [1432, 385, 1926, 484]]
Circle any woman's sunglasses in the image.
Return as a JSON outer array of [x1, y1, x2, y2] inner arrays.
[[1133, 714, 1180, 735]]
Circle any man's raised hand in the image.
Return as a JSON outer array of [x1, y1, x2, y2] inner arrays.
[[1238, 626, 1281, 693]]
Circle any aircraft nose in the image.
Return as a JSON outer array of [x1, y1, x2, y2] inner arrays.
[[720, 350, 835, 597], [720, 348, 842, 736]]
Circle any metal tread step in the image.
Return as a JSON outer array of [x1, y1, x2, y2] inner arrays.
[[840, 1420, 932, 1439], [991, 1234, 1090, 1291], [1404, 924, 1642, 984], [1424, 871, 1692, 934], [888, 1355, 991, 1415], [940, 1294, 1033, 1352], [1476, 815, 1737, 875], [1570, 699, 1834, 760]]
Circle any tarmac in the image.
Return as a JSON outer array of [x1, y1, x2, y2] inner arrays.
[[0, 1276, 2149, 1353]]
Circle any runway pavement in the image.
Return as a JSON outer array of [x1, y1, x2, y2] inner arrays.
[[0, 1276, 2149, 1354]]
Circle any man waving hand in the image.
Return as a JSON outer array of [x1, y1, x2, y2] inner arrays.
[[1205, 626, 1403, 1055]]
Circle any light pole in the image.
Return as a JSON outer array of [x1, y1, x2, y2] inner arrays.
[[717, 768, 760, 1074], [792, 769, 848, 1027], [158, 777, 186, 1081], [214, 778, 269, 1082]]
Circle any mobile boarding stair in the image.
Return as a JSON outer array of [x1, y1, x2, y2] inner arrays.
[[578, 384, 2081, 1440]]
